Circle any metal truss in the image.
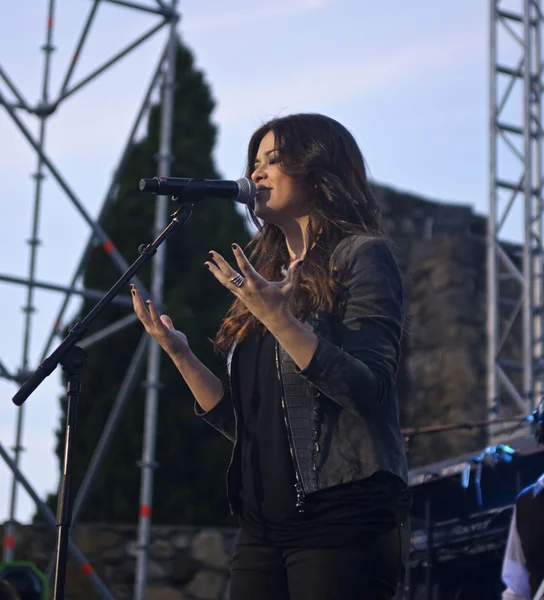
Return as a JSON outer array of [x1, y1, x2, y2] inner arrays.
[[0, 1, 179, 598], [488, 0, 544, 444]]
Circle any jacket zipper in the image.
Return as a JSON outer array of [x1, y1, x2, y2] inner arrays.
[[225, 343, 239, 515], [275, 340, 306, 513]]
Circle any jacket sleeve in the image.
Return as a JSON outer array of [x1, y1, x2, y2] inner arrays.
[[297, 236, 404, 416], [194, 387, 236, 443]]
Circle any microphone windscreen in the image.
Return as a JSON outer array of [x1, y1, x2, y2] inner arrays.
[[235, 177, 256, 205]]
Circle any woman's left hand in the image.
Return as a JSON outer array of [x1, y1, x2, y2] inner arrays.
[[205, 244, 303, 328]]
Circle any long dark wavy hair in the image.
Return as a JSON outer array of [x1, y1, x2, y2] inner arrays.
[[214, 113, 382, 352]]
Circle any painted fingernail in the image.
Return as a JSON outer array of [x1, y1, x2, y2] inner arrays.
[[231, 243, 237, 249], [131, 289, 136, 295], [209, 251, 214, 256], [146, 300, 150, 305], [205, 263, 210, 269]]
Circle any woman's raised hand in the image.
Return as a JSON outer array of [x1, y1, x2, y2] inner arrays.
[[205, 243, 303, 329], [131, 284, 190, 358]]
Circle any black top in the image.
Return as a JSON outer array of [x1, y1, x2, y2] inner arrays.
[[233, 331, 412, 547]]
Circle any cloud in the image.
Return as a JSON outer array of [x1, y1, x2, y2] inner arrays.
[[214, 27, 485, 125], [185, 0, 329, 32]]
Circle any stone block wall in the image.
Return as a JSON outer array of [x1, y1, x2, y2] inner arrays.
[[374, 185, 521, 467], [400, 234, 488, 464], [1, 521, 237, 600]]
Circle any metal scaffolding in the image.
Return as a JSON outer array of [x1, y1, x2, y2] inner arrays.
[[488, 0, 544, 444], [0, 1, 179, 598]]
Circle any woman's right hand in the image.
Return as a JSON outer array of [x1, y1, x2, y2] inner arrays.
[[131, 284, 190, 359]]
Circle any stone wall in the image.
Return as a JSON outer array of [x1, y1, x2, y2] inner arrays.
[[400, 234, 488, 464], [1, 521, 237, 600], [375, 184, 521, 467]]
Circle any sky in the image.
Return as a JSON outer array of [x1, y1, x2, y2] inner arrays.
[[0, 0, 528, 524]]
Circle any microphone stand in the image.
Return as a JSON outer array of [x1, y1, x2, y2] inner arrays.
[[12, 192, 195, 600]]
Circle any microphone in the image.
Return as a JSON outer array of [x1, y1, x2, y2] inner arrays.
[[138, 176, 256, 205]]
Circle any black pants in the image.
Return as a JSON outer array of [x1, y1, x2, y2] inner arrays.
[[229, 523, 410, 600]]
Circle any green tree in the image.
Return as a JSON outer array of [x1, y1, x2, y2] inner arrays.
[[50, 39, 249, 524]]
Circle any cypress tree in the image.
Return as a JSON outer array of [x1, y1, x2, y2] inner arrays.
[[50, 38, 249, 524]]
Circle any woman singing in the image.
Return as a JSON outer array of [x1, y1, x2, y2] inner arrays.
[[132, 113, 411, 600]]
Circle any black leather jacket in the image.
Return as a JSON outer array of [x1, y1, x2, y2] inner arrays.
[[195, 234, 408, 513]]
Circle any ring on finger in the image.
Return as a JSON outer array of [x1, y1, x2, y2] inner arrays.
[[229, 273, 245, 288]]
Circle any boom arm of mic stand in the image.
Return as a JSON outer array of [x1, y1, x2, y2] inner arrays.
[[12, 203, 193, 407]]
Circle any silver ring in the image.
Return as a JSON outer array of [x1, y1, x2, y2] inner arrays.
[[229, 273, 245, 288]]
